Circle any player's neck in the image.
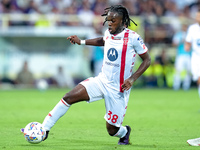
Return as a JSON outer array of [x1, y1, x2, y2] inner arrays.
[[112, 27, 125, 36]]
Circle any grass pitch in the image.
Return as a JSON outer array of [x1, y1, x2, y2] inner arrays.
[[0, 88, 200, 150]]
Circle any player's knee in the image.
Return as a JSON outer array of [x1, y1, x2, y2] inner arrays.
[[62, 93, 73, 105], [107, 130, 116, 136]]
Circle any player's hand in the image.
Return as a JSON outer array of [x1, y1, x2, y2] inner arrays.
[[67, 35, 81, 45], [121, 77, 135, 91]]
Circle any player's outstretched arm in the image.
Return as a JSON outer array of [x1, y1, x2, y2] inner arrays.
[[121, 52, 151, 91], [67, 35, 104, 46]]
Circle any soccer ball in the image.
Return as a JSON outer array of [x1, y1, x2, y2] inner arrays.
[[23, 122, 46, 144]]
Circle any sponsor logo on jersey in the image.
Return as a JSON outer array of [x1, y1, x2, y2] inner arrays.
[[105, 61, 119, 67], [111, 36, 121, 40], [107, 48, 118, 61], [137, 36, 144, 45]]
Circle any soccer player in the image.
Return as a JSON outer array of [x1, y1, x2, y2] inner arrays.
[[173, 24, 191, 91], [22, 5, 151, 145], [185, 9, 200, 146]]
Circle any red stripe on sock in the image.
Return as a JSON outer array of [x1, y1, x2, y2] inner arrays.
[[48, 113, 52, 117], [61, 99, 70, 107]]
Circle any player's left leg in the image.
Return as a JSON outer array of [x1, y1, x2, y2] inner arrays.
[[106, 122, 120, 136], [104, 87, 131, 145]]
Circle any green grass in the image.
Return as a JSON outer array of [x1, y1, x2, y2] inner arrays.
[[0, 88, 200, 150]]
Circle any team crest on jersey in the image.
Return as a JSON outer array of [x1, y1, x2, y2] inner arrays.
[[107, 48, 118, 61], [123, 37, 129, 45]]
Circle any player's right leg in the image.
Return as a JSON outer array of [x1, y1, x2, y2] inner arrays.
[[103, 86, 131, 145], [106, 122, 131, 145], [42, 84, 89, 140], [42, 76, 104, 141]]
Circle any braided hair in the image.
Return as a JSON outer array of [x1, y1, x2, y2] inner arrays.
[[101, 5, 137, 27]]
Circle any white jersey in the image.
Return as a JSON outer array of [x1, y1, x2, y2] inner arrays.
[[98, 28, 148, 92], [185, 23, 200, 56], [185, 23, 200, 81]]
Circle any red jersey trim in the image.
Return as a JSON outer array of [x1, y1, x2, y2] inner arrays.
[[120, 31, 129, 92], [138, 50, 148, 55]]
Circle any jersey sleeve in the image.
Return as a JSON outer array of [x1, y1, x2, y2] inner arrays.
[[132, 33, 148, 55], [185, 25, 192, 43]]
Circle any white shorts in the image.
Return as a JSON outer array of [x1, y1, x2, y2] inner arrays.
[[191, 54, 200, 81], [80, 76, 131, 127]]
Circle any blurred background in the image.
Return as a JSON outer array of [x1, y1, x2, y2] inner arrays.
[[0, 0, 199, 90]]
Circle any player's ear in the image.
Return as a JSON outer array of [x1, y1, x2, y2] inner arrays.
[[119, 19, 123, 26]]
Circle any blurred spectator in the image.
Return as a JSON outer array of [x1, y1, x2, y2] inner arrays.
[[0, 0, 200, 89], [189, 0, 200, 18], [87, 23, 104, 76], [53, 0, 72, 13], [185, 9, 200, 97], [78, 0, 94, 26], [1, 0, 12, 13], [122, 0, 138, 15], [182, 5, 192, 18], [91, 0, 108, 15], [153, 53, 165, 87], [153, 49, 172, 88], [109, 0, 122, 5], [165, 1, 180, 17], [1, 76, 15, 85], [61, 1, 79, 26], [26, 0, 40, 14], [172, 24, 191, 90], [53, 65, 75, 88], [15, 61, 34, 85], [0, 0, 197, 28], [37, 0, 53, 14], [175, 0, 196, 10]]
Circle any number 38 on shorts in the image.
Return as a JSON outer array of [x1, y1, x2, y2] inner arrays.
[[107, 110, 119, 123]]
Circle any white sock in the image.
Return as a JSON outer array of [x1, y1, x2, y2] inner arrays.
[[42, 99, 70, 131], [114, 126, 127, 138]]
